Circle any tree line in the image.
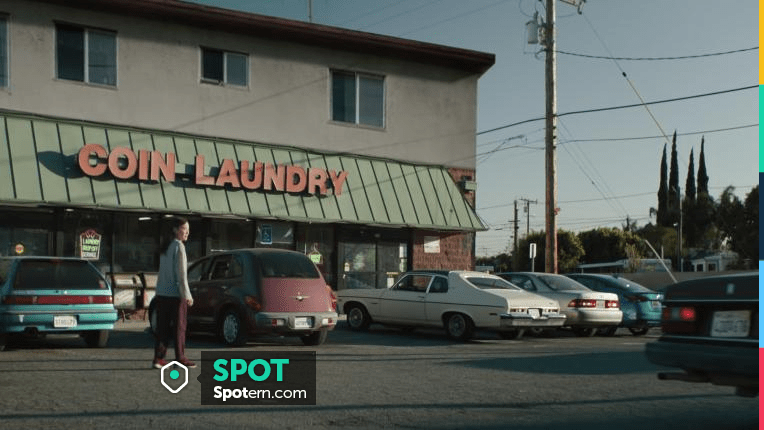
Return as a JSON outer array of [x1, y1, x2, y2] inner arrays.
[[479, 133, 758, 273]]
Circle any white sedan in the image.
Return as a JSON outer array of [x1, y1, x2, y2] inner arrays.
[[337, 270, 566, 341]]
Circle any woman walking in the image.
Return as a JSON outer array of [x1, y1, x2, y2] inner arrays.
[[152, 216, 196, 369]]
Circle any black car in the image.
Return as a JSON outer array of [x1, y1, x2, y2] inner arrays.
[[644, 272, 758, 397]]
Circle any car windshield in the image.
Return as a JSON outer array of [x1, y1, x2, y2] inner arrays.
[[537, 274, 590, 291], [466, 276, 522, 291], [257, 253, 320, 279], [13, 259, 106, 290]]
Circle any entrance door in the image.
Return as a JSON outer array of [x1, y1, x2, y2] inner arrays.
[[338, 240, 407, 290]]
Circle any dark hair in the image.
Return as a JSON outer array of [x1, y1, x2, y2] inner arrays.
[[159, 216, 189, 254]]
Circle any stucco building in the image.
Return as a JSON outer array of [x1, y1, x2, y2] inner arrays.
[[0, 0, 494, 292]]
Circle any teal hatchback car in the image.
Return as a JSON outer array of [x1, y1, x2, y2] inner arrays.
[[0, 257, 118, 350]]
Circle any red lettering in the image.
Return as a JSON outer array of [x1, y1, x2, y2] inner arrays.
[[240, 160, 263, 190], [307, 167, 328, 195], [195, 154, 214, 186], [263, 164, 285, 191], [286, 165, 307, 193], [329, 170, 349, 196], [138, 149, 150, 181], [215, 158, 241, 188], [108, 146, 137, 180], [151, 151, 175, 182], [77, 143, 108, 177]]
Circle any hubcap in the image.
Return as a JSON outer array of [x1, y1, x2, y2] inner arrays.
[[449, 316, 465, 336], [223, 314, 239, 342], [348, 308, 363, 327]]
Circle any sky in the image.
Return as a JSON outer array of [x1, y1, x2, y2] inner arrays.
[[190, 0, 758, 257]]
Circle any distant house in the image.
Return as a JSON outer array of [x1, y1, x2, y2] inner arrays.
[[574, 258, 673, 274], [688, 250, 739, 272]]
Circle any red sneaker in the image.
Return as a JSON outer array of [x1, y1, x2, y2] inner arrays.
[[178, 358, 197, 368], [152, 358, 169, 369]]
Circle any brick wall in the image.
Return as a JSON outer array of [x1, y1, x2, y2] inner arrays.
[[412, 231, 475, 270]]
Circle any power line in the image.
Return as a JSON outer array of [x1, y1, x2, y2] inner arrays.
[[476, 84, 756, 136], [562, 123, 758, 144], [555, 46, 758, 61]]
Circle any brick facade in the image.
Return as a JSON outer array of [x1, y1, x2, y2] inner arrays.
[[411, 167, 477, 271]]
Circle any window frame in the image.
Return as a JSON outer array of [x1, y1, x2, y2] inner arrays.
[[55, 22, 117, 87], [330, 69, 385, 129], [0, 14, 8, 88], [200, 46, 248, 87]]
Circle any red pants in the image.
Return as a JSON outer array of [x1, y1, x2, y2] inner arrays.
[[153, 296, 189, 361]]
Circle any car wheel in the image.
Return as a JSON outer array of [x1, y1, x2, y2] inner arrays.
[[346, 304, 371, 331], [300, 330, 328, 346], [219, 310, 247, 346], [572, 327, 597, 337], [499, 329, 524, 340], [444, 313, 474, 341], [83, 330, 110, 348], [598, 326, 618, 336], [628, 326, 650, 336]]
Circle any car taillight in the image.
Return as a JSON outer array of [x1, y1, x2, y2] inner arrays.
[[605, 300, 620, 309], [2, 295, 112, 305], [326, 285, 337, 312], [3, 295, 36, 305], [568, 299, 596, 308], [244, 296, 262, 311], [661, 306, 698, 334]]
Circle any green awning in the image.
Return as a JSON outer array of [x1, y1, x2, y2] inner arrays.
[[0, 112, 485, 231]]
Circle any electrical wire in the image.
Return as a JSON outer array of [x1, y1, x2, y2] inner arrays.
[[555, 46, 758, 61], [476, 84, 756, 136]]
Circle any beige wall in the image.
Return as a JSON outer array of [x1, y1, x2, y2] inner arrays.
[[0, 0, 480, 170]]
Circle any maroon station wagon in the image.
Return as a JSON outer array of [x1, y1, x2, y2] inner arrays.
[[150, 249, 337, 346]]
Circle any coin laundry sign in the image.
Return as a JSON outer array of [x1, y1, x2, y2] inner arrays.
[[77, 143, 349, 196]]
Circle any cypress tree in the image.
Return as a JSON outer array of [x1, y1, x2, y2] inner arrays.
[[657, 144, 669, 226], [668, 131, 680, 225], [697, 136, 709, 196], [685, 148, 696, 202]]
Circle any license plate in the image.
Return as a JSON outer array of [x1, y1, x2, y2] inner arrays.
[[710, 310, 750, 337], [528, 309, 540, 319], [650, 301, 661, 309], [54, 315, 77, 328], [294, 317, 313, 329]]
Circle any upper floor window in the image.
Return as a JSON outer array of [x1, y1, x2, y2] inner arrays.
[[331, 70, 384, 128], [56, 24, 116, 86], [0, 16, 7, 87], [201, 47, 247, 87]]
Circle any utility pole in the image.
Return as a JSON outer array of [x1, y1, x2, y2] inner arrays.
[[513, 200, 519, 254], [519, 198, 538, 236], [544, 0, 558, 273]]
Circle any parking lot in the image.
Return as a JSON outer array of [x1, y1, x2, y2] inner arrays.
[[0, 319, 757, 430]]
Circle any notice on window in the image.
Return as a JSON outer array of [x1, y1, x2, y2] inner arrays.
[[424, 236, 440, 254], [80, 229, 102, 260], [259, 224, 272, 245]]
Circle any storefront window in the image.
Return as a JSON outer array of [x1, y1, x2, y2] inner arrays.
[[296, 225, 335, 288], [207, 219, 253, 254], [337, 228, 409, 290], [0, 210, 54, 257], [113, 214, 158, 273], [256, 221, 294, 250]]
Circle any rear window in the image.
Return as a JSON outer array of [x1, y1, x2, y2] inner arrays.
[[537, 274, 590, 291], [466, 276, 522, 291], [258, 253, 320, 279], [610, 277, 654, 293], [13, 259, 107, 290]]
